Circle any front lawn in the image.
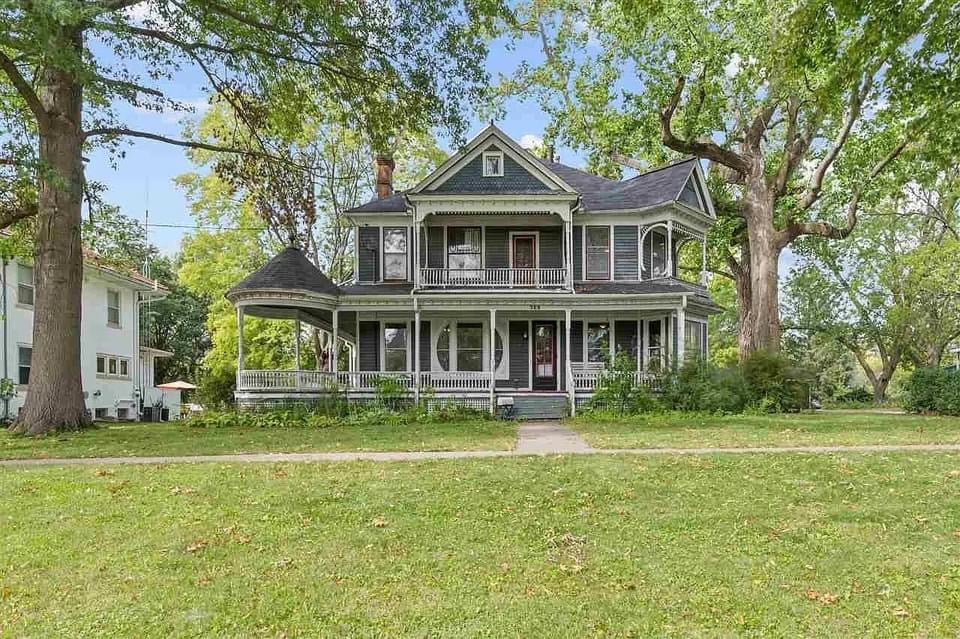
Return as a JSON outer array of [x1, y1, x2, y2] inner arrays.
[[0, 418, 516, 460], [568, 410, 960, 449], [3, 453, 960, 636]]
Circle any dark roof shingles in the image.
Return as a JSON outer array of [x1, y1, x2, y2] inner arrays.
[[229, 246, 340, 296]]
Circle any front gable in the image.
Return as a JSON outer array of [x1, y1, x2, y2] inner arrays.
[[433, 144, 551, 193], [408, 125, 577, 196]]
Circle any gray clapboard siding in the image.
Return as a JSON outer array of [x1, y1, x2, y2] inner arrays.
[[572, 225, 583, 280], [613, 226, 638, 280], [509, 321, 529, 388], [485, 227, 509, 268], [539, 227, 562, 269], [357, 227, 380, 282], [614, 321, 638, 359], [427, 227, 444, 268], [419, 321, 431, 370], [433, 144, 550, 193], [570, 321, 583, 362], [359, 321, 379, 371]]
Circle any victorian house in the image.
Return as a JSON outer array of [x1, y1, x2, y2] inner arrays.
[[227, 125, 718, 418]]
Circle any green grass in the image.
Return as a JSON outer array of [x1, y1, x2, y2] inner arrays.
[[567, 410, 960, 449], [0, 418, 516, 460], [3, 453, 960, 636]]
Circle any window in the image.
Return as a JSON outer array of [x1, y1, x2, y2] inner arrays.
[[482, 150, 503, 177], [685, 320, 705, 358], [448, 227, 482, 270], [108, 358, 117, 375], [457, 323, 483, 372], [383, 228, 408, 280], [587, 322, 610, 364], [437, 323, 451, 370], [17, 346, 31, 385], [586, 226, 610, 279], [119, 359, 129, 377], [647, 320, 662, 371], [17, 264, 34, 306], [494, 330, 504, 369], [95, 408, 109, 419], [107, 289, 121, 326], [649, 230, 668, 277], [96, 356, 106, 374], [117, 407, 129, 420], [384, 323, 408, 371], [97, 354, 130, 379]]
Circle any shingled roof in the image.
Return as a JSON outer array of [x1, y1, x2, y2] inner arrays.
[[228, 246, 340, 298], [347, 192, 408, 214]]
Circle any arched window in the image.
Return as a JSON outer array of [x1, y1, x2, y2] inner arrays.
[[434, 321, 505, 372]]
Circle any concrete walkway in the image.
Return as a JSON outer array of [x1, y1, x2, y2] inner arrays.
[[5, 425, 960, 467]]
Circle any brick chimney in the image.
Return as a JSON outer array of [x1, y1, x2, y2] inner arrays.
[[374, 155, 395, 199]]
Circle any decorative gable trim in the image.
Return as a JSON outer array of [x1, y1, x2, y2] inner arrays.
[[675, 161, 715, 217], [408, 124, 577, 195]]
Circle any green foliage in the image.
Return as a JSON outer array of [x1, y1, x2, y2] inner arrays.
[[660, 359, 750, 414], [740, 351, 812, 413], [589, 352, 658, 415], [371, 375, 411, 411], [903, 368, 960, 416], [195, 366, 238, 409]]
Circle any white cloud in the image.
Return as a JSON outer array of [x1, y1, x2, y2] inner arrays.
[[124, 2, 169, 29], [519, 134, 544, 150]]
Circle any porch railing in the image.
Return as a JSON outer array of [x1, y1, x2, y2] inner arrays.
[[571, 367, 661, 392], [419, 267, 567, 289], [419, 371, 491, 391]]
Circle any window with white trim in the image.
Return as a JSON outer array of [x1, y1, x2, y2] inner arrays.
[[447, 227, 482, 270], [456, 323, 483, 372], [107, 289, 121, 327], [649, 230, 668, 277], [17, 263, 34, 306], [647, 320, 663, 371], [586, 322, 610, 364], [383, 227, 408, 280], [17, 346, 31, 385], [685, 320, 706, 358], [435, 321, 504, 373], [586, 226, 610, 279], [482, 150, 503, 177], [384, 323, 408, 371], [97, 354, 131, 379]]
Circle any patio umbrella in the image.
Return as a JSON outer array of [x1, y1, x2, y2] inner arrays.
[[156, 380, 197, 390]]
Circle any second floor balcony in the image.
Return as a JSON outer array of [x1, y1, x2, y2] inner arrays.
[[419, 266, 568, 289]]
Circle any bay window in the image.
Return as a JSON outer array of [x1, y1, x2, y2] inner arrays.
[[586, 226, 610, 279]]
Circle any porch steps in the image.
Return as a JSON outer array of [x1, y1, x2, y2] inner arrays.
[[506, 394, 570, 420]]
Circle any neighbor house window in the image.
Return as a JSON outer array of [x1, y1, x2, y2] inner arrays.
[[119, 359, 129, 377], [97, 354, 131, 379], [108, 357, 117, 375], [94, 408, 108, 419], [448, 227, 481, 270], [587, 322, 610, 364], [384, 323, 408, 371], [456, 323, 483, 372], [586, 227, 610, 279], [647, 320, 662, 370], [107, 289, 121, 326], [383, 227, 408, 280], [685, 320, 705, 358], [17, 346, 31, 385], [96, 356, 106, 375], [482, 150, 503, 177], [17, 264, 34, 306]]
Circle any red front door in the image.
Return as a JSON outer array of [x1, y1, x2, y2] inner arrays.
[[532, 322, 557, 390], [512, 235, 536, 268]]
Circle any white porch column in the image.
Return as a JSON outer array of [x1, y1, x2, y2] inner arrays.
[[666, 220, 674, 278], [701, 238, 708, 286], [414, 306, 421, 404], [331, 310, 339, 373], [489, 308, 496, 414], [236, 306, 245, 387], [566, 308, 575, 416], [294, 317, 301, 370]]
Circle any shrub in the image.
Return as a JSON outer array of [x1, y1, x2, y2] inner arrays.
[[903, 368, 960, 415], [195, 366, 236, 409], [739, 350, 812, 412], [185, 402, 493, 429], [660, 358, 749, 413], [589, 352, 659, 415]]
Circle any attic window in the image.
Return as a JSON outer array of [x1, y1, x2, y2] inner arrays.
[[482, 151, 503, 177]]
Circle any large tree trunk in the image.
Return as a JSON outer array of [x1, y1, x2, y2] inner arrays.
[[739, 181, 782, 356], [9, 42, 90, 435]]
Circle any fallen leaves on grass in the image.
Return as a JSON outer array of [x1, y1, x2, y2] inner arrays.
[[93, 469, 115, 477], [803, 589, 839, 605], [186, 538, 209, 554], [546, 530, 587, 574], [371, 515, 388, 528], [948, 470, 960, 477], [892, 608, 911, 619], [170, 485, 195, 496]]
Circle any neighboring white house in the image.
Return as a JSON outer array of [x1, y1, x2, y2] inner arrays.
[[0, 251, 180, 421]]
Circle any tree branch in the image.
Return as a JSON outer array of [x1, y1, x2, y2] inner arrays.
[[659, 74, 750, 174], [0, 50, 46, 126], [83, 126, 274, 156]]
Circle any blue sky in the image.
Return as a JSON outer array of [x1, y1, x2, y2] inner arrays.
[[86, 32, 576, 256]]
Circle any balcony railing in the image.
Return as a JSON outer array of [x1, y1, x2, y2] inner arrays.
[[419, 267, 567, 289]]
